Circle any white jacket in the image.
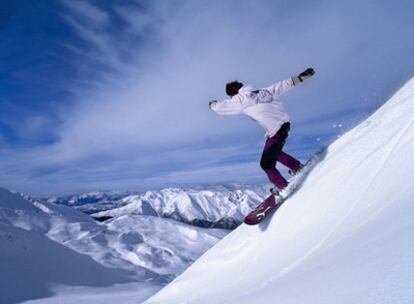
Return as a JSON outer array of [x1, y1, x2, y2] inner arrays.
[[210, 78, 295, 138]]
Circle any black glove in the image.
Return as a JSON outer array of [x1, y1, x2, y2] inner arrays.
[[298, 68, 315, 81], [292, 68, 315, 85], [209, 100, 217, 109]]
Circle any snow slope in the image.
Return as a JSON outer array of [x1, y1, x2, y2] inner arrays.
[[0, 188, 227, 303], [0, 188, 133, 304], [145, 79, 414, 304]]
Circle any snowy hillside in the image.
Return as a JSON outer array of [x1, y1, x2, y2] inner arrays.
[[145, 79, 414, 304], [0, 188, 227, 304], [49, 186, 269, 229]]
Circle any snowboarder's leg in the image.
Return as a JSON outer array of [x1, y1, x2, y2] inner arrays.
[[260, 128, 289, 190], [277, 151, 302, 172], [264, 167, 289, 190]]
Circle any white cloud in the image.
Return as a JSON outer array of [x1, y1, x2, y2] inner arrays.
[[2, 0, 414, 195], [60, 0, 110, 29], [56, 1, 399, 154]]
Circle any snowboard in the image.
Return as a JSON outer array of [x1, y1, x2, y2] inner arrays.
[[244, 194, 279, 225], [244, 147, 327, 226]]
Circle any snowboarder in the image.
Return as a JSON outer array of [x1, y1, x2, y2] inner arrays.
[[209, 68, 315, 195]]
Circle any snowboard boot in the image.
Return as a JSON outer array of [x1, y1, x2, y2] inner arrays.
[[269, 187, 281, 196]]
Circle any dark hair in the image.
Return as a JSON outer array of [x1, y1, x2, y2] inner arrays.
[[226, 81, 243, 97]]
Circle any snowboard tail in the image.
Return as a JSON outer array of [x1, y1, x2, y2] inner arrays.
[[244, 195, 278, 225]]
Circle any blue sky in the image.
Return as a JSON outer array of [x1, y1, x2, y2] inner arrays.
[[1, 0, 413, 195]]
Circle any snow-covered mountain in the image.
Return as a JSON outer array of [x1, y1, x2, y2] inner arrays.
[[145, 79, 414, 304], [46, 191, 130, 214], [0, 187, 228, 304], [48, 186, 269, 229]]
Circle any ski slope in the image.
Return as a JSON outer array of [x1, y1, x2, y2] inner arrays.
[[146, 79, 414, 304]]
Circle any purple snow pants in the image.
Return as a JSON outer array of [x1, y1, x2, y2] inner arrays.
[[260, 122, 301, 190]]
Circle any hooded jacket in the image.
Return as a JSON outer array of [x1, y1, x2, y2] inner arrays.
[[210, 78, 295, 138]]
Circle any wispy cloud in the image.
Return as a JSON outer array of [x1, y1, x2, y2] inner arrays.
[[1, 0, 413, 195], [60, 0, 110, 29]]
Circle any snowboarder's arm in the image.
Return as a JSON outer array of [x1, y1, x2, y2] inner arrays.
[[265, 68, 315, 97], [264, 78, 295, 97], [209, 95, 244, 115]]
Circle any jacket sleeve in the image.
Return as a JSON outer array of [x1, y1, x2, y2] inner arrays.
[[264, 78, 295, 97], [210, 95, 244, 115]]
